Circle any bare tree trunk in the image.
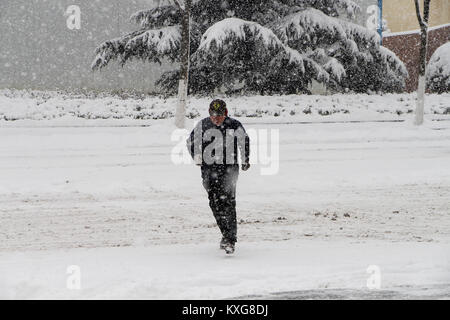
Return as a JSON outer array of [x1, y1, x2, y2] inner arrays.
[[175, 0, 191, 129], [414, 0, 431, 126]]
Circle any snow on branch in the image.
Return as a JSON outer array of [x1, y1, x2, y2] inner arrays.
[[334, 0, 361, 18], [199, 18, 281, 49], [91, 31, 143, 70], [339, 18, 380, 46], [323, 57, 346, 81], [303, 48, 344, 81], [130, 6, 181, 29], [127, 25, 181, 55], [92, 26, 182, 70], [190, 17, 339, 92], [276, 8, 347, 42], [197, 18, 304, 65], [379, 46, 408, 77], [300, 0, 361, 18], [278, 8, 379, 46], [302, 56, 330, 83]]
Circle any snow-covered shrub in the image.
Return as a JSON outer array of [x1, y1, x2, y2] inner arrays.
[[427, 42, 450, 94]]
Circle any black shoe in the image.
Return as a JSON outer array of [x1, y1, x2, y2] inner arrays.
[[220, 237, 227, 249], [223, 242, 235, 254]]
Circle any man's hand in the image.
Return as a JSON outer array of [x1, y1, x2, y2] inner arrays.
[[241, 163, 250, 171]]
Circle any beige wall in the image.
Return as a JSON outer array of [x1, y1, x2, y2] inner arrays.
[[383, 0, 450, 33]]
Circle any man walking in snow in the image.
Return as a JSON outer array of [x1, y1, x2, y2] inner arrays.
[[187, 99, 250, 254]]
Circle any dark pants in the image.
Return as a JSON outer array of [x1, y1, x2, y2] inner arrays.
[[201, 165, 239, 244]]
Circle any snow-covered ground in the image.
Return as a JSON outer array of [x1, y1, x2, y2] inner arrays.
[[1, 241, 449, 299], [0, 92, 449, 299], [1, 89, 449, 122]]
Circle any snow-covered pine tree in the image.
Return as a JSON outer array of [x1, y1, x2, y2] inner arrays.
[[92, 0, 407, 95]]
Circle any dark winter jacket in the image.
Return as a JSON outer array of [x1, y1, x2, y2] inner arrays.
[[187, 117, 250, 167]]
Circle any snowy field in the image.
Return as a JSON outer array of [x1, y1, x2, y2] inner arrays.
[[0, 92, 450, 299]]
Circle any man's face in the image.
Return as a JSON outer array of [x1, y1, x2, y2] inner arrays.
[[210, 114, 226, 126]]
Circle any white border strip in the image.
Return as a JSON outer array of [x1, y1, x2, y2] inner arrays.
[[383, 23, 450, 37]]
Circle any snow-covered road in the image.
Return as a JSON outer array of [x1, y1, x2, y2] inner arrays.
[[1, 119, 449, 298], [1, 240, 449, 299]]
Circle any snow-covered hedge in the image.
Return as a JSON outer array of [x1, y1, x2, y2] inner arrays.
[[427, 42, 450, 94], [0, 89, 449, 122]]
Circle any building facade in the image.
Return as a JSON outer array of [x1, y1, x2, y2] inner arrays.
[[382, 0, 450, 92]]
